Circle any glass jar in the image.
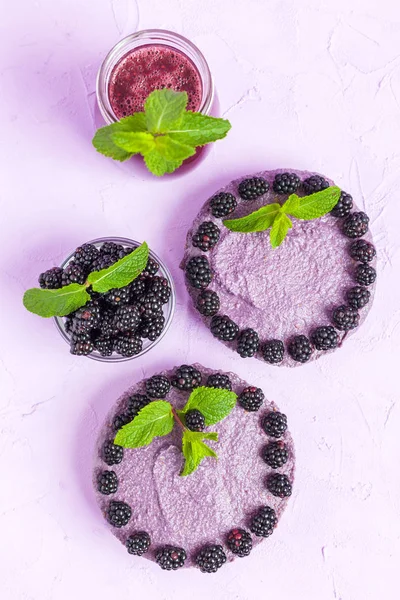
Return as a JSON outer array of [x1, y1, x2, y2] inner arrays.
[[54, 237, 176, 362], [96, 29, 214, 124]]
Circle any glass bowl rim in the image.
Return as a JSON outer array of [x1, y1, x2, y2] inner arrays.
[[53, 236, 176, 362]]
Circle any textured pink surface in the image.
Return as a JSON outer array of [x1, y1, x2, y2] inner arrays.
[[0, 1, 398, 600]]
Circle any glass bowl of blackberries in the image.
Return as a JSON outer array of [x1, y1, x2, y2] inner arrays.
[[43, 237, 175, 361]]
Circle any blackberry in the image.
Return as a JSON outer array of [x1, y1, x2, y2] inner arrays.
[[311, 326, 338, 351], [262, 441, 288, 469], [97, 470, 118, 495], [262, 412, 287, 438], [39, 267, 63, 289], [145, 375, 170, 399], [355, 264, 376, 286], [104, 286, 131, 307], [302, 175, 329, 195], [332, 305, 359, 331], [73, 243, 100, 268], [91, 254, 117, 273], [239, 386, 264, 412], [70, 333, 93, 355], [62, 262, 87, 285], [349, 239, 376, 263], [206, 373, 232, 390], [94, 335, 114, 357], [273, 172, 300, 195], [106, 501, 132, 527], [347, 286, 370, 309], [267, 473, 292, 498], [114, 333, 143, 357], [237, 328, 259, 358], [238, 177, 269, 200], [192, 221, 220, 252], [330, 191, 353, 218], [114, 304, 141, 333], [130, 277, 146, 299], [210, 315, 239, 341], [288, 335, 312, 363], [210, 192, 237, 218], [227, 529, 252, 557], [171, 365, 202, 391], [146, 276, 171, 304], [100, 241, 125, 258], [196, 545, 227, 573], [138, 292, 163, 319], [262, 339, 284, 364], [155, 546, 187, 570], [185, 256, 212, 289], [196, 289, 220, 316], [137, 314, 165, 341], [142, 258, 160, 277], [126, 532, 150, 556], [70, 301, 101, 334], [342, 212, 369, 238], [185, 409, 205, 432], [125, 394, 151, 421], [250, 506, 277, 537], [102, 440, 123, 465], [99, 309, 119, 338]]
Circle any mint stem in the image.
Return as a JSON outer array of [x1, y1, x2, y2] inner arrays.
[[171, 406, 187, 430]]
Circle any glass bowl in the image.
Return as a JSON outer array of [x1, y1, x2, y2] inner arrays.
[[96, 29, 214, 124], [54, 237, 176, 362]]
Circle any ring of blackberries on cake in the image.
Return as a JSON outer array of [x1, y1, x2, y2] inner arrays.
[[93, 364, 295, 571], [182, 170, 377, 366], [39, 240, 173, 358]]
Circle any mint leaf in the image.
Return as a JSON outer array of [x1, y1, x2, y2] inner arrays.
[[182, 386, 237, 426], [287, 186, 341, 220], [224, 203, 281, 233], [114, 401, 173, 448], [92, 114, 147, 162], [181, 430, 218, 476], [87, 242, 149, 293], [145, 89, 188, 133], [143, 148, 183, 176], [23, 284, 91, 318], [282, 194, 300, 215], [111, 131, 156, 154], [168, 112, 231, 146], [154, 136, 196, 161], [270, 212, 292, 248]]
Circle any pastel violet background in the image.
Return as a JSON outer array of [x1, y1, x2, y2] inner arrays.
[[0, 0, 398, 598]]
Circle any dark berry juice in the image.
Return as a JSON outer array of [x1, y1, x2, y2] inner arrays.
[[108, 45, 203, 119]]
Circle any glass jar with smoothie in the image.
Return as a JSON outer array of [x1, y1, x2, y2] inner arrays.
[[96, 29, 214, 124]]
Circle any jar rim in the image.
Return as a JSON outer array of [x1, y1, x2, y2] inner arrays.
[[96, 29, 214, 124]]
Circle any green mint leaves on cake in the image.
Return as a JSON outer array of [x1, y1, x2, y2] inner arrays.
[[93, 89, 231, 176], [115, 401, 174, 448], [113, 386, 237, 476], [23, 242, 149, 318], [224, 186, 341, 248]]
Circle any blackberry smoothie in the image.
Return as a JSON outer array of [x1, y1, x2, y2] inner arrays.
[[108, 45, 203, 119]]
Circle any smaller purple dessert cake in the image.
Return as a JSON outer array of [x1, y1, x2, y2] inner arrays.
[[93, 364, 295, 571], [182, 170, 377, 366]]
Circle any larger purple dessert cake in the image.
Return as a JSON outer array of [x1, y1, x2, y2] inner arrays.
[[93, 364, 295, 572], [182, 170, 377, 366]]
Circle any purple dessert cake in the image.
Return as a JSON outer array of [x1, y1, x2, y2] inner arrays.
[[182, 170, 377, 366], [93, 364, 295, 572]]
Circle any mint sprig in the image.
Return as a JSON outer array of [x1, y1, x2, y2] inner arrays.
[[92, 89, 231, 176], [224, 186, 341, 247], [114, 401, 174, 448], [113, 385, 237, 476], [23, 242, 149, 318]]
